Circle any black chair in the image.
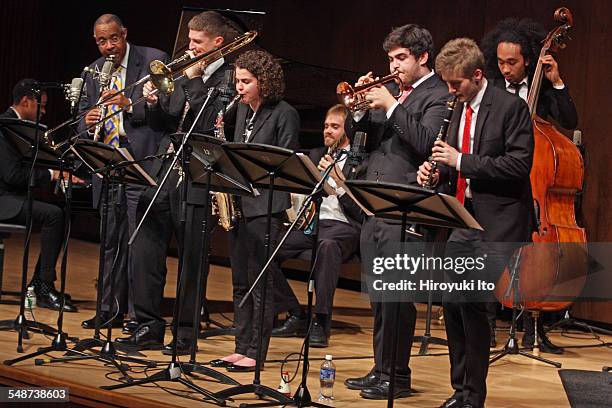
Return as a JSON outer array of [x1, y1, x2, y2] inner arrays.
[[0, 223, 27, 305]]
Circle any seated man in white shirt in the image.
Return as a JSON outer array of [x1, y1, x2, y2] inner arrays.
[[271, 104, 362, 348]]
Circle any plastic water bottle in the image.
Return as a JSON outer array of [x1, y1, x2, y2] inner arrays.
[[24, 285, 36, 320], [318, 354, 336, 403]]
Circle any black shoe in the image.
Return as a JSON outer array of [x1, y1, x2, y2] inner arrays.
[[522, 332, 564, 354], [345, 371, 380, 390], [162, 338, 196, 356], [461, 404, 476, 408], [122, 319, 139, 335], [81, 313, 123, 329], [271, 313, 306, 338], [115, 324, 164, 351], [439, 396, 464, 408], [490, 327, 497, 348], [359, 380, 411, 400], [210, 359, 233, 368], [226, 363, 258, 372], [309, 320, 329, 348], [36, 287, 78, 312]]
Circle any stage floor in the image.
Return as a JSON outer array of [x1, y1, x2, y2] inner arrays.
[[0, 236, 609, 407]]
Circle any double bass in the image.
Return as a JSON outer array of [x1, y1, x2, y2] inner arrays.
[[496, 7, 588, 311]]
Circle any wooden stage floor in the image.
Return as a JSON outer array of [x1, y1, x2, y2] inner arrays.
[[0, 236, 610, 407]]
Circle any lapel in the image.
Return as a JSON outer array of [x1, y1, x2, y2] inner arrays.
[[249, 104, 274, 143], [473, 85, 493, 154], [447, 102, 463, 148], [125, 45, 143, 100], [234, 103, 248, 142]]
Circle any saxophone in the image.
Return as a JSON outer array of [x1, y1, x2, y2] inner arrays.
[[212, 94, 242, 231], [423, 96, 457, 189], [92, 55, 115, 142]]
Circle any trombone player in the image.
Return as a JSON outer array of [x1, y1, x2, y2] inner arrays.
[[116, 11, 237, 354], [78, 14, 168, 333]]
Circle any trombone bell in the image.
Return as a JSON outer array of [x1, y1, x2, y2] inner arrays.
[[149, 60, 174, 94]]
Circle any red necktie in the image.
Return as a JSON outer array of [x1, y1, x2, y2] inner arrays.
[[455, 104, 473, 205], [397, 86, 413, 104]]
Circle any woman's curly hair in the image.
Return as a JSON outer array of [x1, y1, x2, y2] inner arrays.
[[235, 50, 284, 104], [480, 18, 547, 80]]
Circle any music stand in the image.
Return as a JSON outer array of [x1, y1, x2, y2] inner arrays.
[[212, 144, 335, 406], [102, 133, 249, 395], [343, 179, 481, 408], [4, 134, 82, 366], [34, 140, 157, 380], [0, 118, 60, 350]]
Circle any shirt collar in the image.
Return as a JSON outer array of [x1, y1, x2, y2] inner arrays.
[[9, 106, 22, 119], [118, 43, 130, 70], [204, 57, 225, 79], [411, 70, 435, 90], [504, 76, 528, 89], [468, 78, 488, 112]]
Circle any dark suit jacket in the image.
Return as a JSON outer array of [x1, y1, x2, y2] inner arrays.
[[78, 44, 169, 207], [0, 108, 52, 220], [347, 74, 451, 186], [491, 77, 578, 130], [308, 146, 363, 228], [230, 100, 300, 218], [444, 83, 534, 242]]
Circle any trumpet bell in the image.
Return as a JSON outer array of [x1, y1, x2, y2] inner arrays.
[[149, 60, 174, 94]]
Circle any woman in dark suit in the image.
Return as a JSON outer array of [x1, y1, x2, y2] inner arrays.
[[210, 50, 300, 371]]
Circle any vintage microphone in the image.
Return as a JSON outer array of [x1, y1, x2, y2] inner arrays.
[[346, 131, 367, 180]]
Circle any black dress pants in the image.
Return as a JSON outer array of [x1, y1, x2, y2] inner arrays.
[[130, 171, 209, 340], [3, 199, 64, 284], [230, 213, 284, 360], [273, 219, 359, 319], [360, 216, 417, 385]]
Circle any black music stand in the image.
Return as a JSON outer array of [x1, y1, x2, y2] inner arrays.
[[34, 140, 157, 380], [212, 144, 333, 406], [0, 118, 61, 350], [102, 133, 248, 397], [343, 179, 481, 408], [4, 135, 82, 366]]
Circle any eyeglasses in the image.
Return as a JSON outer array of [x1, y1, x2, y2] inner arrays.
[[95, 33, 123, 47]]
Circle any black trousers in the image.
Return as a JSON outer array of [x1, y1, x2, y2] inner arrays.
[[130, 170, 209, 340], [98, 184, 141, 315], [444, 228, 514, 408], [273, 219, 360, 320], [230, 213, 284, 361], [360, 217, 417, 385], [3, 199, 64, 284]]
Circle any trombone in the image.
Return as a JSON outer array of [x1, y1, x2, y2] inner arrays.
[[336, 71, 403, 112], [45, 30, 258, 147]]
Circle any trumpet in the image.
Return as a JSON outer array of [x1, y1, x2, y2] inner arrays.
[[336, 72, 403, 112], [423, 96, 458, 189]]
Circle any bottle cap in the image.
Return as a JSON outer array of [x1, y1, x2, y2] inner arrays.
[[325, 354, 332, 361]]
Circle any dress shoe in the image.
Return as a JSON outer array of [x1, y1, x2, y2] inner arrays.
[[309, 320, 329, 348], [122, 319, 139, 335], [115, 324, 164, 351], [226, 363, 258, 372], [345, 371, 380, 390], [81, 314, 123, 329], [439, 396, 463, 408], [359, 380, 411, 400], [162, 338, 197, 356], [271, 313, 306, 337], [210, 359, 233, 368], [37, 288, 78, 312], [461, 404, 476, 408], [522, 332, 564, 354]]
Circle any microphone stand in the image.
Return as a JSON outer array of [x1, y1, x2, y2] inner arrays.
[[103, 88, 234, 405], [214, 151, 346, 407]]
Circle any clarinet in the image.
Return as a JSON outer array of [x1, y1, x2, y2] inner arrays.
[[423, 96, 458, 189]]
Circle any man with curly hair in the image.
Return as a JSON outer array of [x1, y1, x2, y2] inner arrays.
[[481, 17, 578, 354], [209, 50, 300, 372]]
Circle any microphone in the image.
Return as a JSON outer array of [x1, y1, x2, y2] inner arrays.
[[346, 131, 368, 180], [98, 59, 114, 87], [69, 77, 84, 114]]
